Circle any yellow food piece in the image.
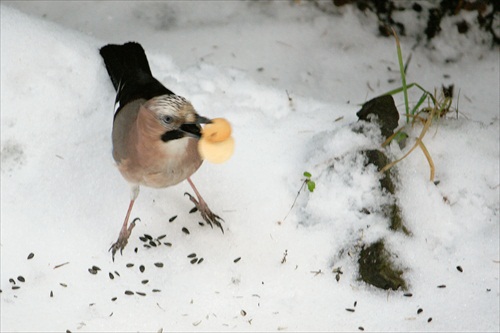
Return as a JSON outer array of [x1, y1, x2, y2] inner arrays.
[[202, 118, 232, 143], [198, 136, 235, 164]]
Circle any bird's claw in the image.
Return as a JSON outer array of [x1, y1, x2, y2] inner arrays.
[[184, 192, 224, 233], [109, 217, 139, 261]]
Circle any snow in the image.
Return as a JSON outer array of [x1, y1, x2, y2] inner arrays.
[[1, 2, 499, 332]]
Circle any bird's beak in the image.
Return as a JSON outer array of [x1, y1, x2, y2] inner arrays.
[[179, 115, 212, 139]]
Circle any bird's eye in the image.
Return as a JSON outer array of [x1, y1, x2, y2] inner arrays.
[[162, 115, 174, 124]]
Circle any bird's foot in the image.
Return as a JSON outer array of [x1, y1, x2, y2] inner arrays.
[[109, 217, 139, 261], [184, 192, 224, 233]]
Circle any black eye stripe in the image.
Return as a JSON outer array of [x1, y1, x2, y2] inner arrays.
[[161, 130, 184, 142]]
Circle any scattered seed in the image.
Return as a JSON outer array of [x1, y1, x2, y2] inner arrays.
[[197, 258, 204, 264], [134, 247, 138, 253], [27, 253, 34, 260], [109, 272, 114, 280], [143, 244, 151, 249], [124, 290, 134, 295], [139, 236, 148, 242], [234, 257, 241, 263], [139, 265, 145, 273], [190, 258, 198, 264], [169, 215, 178, 222], [487, 288, 491, 292], [456, 266, 463, 273], [149, 241, 157, 247], [164, 242, 172, 247], [126, 263, 134, 268], [241, 309, 247, 316], [144, 234, 153, 240], [111, 297, 117, 301], [89, 303, 95, 306], [404, 293, 413, 297], [358, 327, 365, 331], [157, 235, 166, 240], [182, 227, 190, 235], [152, 289, 161, 293], [417, 308, 423, 314], [189, 207, 198, 214], [346, 308, 355, 312], [88, 268, 98, 275], [198, 222, 205, 226], [92, 265, 101, 271], [9, 278, 15, 284], [427, 317, 432, 323], [60, 283, 67, 287], [437, 285, 446, 288], [66, 330, 71, 333], [142, 280, 149, 284], [114, 271, 120, 277], [109, 312, 113, 317], [136, 291, 146, 296], [354, 301, 357, 308], [335, 274, 340, 282], [193, 320, 202, 326], [154, 262, 164, 268], [12, 286, 20, 290], [187, 253, 197, 258], [50, 290, 53, 297]]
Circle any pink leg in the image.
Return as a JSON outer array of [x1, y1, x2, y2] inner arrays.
[[109, 199, 138, 260], [185, 177, 224, 233]]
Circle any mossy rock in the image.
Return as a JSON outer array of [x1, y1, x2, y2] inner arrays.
[[358, 239, 407, 291], [363, 149, 395, 195]]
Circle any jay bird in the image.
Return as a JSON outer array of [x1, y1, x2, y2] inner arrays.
[[99, 42, 223, 260]]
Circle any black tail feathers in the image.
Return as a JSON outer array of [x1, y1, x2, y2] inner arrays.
[[99, 42, 174, 108]]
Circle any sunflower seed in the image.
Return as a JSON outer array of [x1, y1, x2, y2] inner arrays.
[[187, 253, 197, 258], [345, 308, 355, 312], [50, 290, 53, 297], [124, 290, 134, 295], [358, 327, 364, 331], [149, 241, 157, 247], [437, 285, 446, 288], [126, 263, 134, 268], [143, 244, 151, 249], [234, 257, 241, 263], [92, 265, 101, 271], [60, 283, 67, 288], [182, 227, 190, 235], [152, 289, 161, 293], [404, 293, 413, 297], [141, 280, 149, 284], [189, 258, 197, 264], [427, 317, 432, 323], [12, 286, 20, 290], [139, 265, 145, 273], [417, 308, 423, 314], [88, 268, 98, 275], [241, 310, 247, 316], [144, 234, 153, 240], [198, 222, 205, 226], [111, 297, 117, 301], [154, 262, 164, 268], [134, 247, 138, 253], [169, 215, 178, 222], [354, 301, 357, 307], [157, 235, 166, 240], [189, 207, 198, 214], [136, 291, 146, 296], [114, 271, 120, 277], [456, 266, 463, 272], [109, 272, 114, 280], [139, 236, 148, 242], [197, 258, 204, 264], [27, 253, 35, 260], [164, 242, 172, 247]]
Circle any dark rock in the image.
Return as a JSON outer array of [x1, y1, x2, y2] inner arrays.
[[358, 240, 407, 291], [356, 95, 399, 139]]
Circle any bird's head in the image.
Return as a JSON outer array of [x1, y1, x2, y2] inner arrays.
[[143, 94, 211, 142]]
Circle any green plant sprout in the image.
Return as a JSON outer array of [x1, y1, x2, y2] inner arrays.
[[281, 171, 316, 223], [375, 28, 458, 182]]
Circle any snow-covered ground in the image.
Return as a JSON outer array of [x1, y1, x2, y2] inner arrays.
[[1, 2, 498, 332]]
